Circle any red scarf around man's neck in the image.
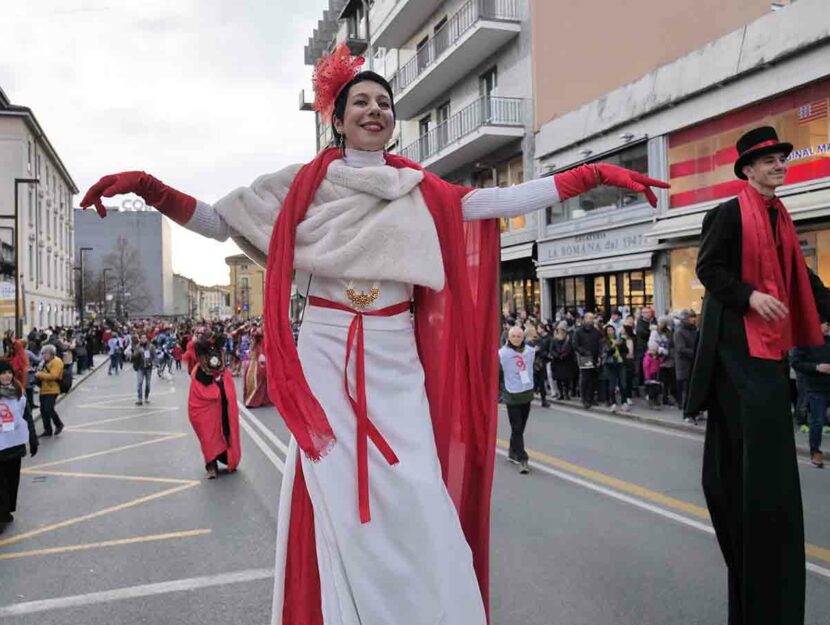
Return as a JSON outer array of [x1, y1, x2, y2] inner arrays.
[[739, 183, 823, 359], [263, 147, 500, 623]]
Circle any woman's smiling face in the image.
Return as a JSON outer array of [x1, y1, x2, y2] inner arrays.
[[333, 80, 395, 152]]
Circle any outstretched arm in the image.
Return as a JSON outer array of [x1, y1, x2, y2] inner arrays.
[[461, 163, 669, 221]]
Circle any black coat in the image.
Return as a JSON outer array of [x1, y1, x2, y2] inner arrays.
[[687, 197, 830, 413], [673, 322, 697, 381], [572, 325, 602, 366], [634, 318, 651, 355], [549, 336, 576, 380], [686, 195, 830, 625]]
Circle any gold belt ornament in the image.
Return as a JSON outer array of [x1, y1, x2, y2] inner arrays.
[[345, 282, 380, 310]]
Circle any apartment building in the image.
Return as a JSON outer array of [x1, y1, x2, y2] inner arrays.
[[226, 253, 264, 318], [303, 0, 538, 318], [531, 0, 830, 320], [0, 86, 78, 333]]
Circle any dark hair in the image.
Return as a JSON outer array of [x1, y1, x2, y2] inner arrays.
[[331, 71, 396, 148]]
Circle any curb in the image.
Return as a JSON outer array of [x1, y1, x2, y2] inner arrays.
[[32, 356, 110, 426], [533, 399, 814, 458]]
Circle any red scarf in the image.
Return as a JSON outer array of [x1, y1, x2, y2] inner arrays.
[[739, 183, 823, 359], [264, 148, 499, 623]]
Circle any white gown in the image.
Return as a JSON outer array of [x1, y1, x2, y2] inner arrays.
[[184, 148, 562, 625], [272, 275, 486, 625]]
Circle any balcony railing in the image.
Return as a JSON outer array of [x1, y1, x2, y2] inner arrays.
[[400, 96, 524, 163], [390, 0, 520, 96]]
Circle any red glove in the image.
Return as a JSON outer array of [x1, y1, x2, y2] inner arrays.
[[554, 163, 670, 208], [80, 171, 197, 225]]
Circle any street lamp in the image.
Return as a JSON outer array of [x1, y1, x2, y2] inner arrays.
[[2, 178, 39, 337], [101, 267, 111, 317], [78, 246, 92, 325]]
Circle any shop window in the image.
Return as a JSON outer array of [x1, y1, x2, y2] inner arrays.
[[552, 270, 653, 317], [547, 142, 649, 225], [670, 248, 704, 314], [474, 157, 526, 234]]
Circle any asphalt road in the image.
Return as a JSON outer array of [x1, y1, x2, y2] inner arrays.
[[1, 363, 828, 625]]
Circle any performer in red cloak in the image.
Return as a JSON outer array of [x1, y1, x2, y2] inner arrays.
[[243, 327, 271, 408], [187, 332, 241, 479], [81, 44, 668, 625]]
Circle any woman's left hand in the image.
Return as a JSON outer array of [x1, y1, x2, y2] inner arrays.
[[594, 164, 670, 208], [554, 163, 670, 208]]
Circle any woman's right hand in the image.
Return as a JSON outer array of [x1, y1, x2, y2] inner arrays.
[[80, 171, 196, 225]]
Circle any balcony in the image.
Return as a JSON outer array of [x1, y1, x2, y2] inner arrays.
[[389, 0, 521, 119], [371, 0, 444, 51], [400, 96, 525, 176], [298, 89, 314, 112]]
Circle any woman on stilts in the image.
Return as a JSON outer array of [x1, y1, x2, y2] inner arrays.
[[81, 44, 668, 625]]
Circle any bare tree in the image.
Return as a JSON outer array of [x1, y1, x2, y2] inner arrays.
[[102, 236, 151, 318]]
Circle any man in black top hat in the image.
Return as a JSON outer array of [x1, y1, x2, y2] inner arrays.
[[687, 126, 830, 625]]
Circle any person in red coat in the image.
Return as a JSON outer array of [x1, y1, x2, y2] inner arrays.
[[187, 332, 241, 479]]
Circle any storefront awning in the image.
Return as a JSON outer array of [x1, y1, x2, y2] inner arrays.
[[536, 251, 653, 278], [500, 242, 534, 262], [646, 212, 705, 242], [647, 187, 830, 242]]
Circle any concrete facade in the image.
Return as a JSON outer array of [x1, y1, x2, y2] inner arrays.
[[530, 0, 830, 321], [0, 86, 78, 333], [73, 208, 174, 318]]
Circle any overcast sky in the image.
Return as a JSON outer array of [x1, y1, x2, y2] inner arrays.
[[0, 0, 326, 285]]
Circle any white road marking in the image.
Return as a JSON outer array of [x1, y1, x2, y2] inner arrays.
[[496, 448, 830, 581], [238, 404, 290, 456], [535, 404, 821, 468], [239, 417, 285, 474], [0, 568, 275, 617]]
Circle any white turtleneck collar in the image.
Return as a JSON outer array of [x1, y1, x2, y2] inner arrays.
[[343, 148, 386, 169]]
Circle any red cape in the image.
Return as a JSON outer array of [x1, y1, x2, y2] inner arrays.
[[263, 148, 499, 624], [187, 367, 241, 471]]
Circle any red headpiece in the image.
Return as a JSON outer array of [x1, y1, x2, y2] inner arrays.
[[312, 43, 365, 124]]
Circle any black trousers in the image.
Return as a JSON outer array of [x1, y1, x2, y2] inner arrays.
[[0, 457, 22, 517], [40, 394, 63, 434], [579, 368, 598, 405], [506, 402, 531, 463], [702, 309, 804, 625]]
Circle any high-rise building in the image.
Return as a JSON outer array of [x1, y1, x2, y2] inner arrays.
[[0, 86, 78, 332]]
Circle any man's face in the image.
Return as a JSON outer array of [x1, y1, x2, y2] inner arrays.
[[507, 327, 524, 347], [822, 321, 830, 337], [688, 314, 698, 327], [643, 308, 653, 321], [584, 313, 595, 326], [743, 152, 788, 190]]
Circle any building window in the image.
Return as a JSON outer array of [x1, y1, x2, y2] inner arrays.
[[27, 141, 32, 173], [479, 67, 497, 98], [46, 253, 51, 287], [28, 245, 33, 283], [28, 188, 34, 227], [546, 142, 649, 225], [553, 270, 654, 317], [473, 156, 525, 233], [240, 277, 249, 288]]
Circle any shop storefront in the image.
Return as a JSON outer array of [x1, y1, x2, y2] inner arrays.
[[500, 245, 539, 319], [537, 221, 665, 318], [652, 77, 830, 312]]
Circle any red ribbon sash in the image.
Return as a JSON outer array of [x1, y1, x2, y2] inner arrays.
[[308, 296, 409, 523]]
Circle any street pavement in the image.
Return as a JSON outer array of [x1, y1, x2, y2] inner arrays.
[[1, 363, 828, 625]]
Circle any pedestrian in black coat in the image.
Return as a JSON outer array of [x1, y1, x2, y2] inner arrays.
[[673, 309, 698, 421], [687, 126, 830, 625], [572, 313, 602, 409]]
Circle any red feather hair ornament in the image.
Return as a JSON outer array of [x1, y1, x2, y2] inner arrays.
[[312, 43, 365, 124]]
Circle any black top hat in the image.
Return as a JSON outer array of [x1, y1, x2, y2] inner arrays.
[[734, 126, 792, 180]]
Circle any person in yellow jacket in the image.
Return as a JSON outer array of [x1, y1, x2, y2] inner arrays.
[[35, 345, 64, 437]]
